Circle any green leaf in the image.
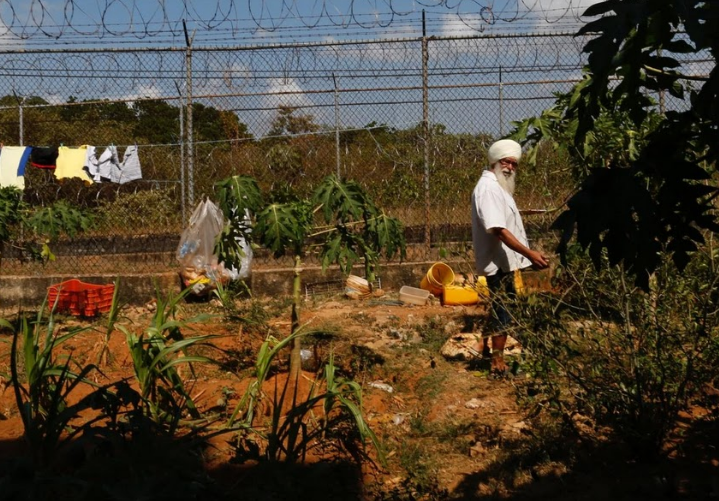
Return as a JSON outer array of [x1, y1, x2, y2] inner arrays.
[[583, 0, 620, 18], [312, 175, 372, 223]]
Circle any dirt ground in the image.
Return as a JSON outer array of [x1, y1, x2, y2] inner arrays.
[[1, 291, 718, 500]]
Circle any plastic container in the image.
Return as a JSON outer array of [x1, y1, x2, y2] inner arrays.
[[399, 285, 430, 306], [419, 262, 455, 295], [442, 285, 480, 306], [47, 279, 115, 317], [475, 275, 490, 299]]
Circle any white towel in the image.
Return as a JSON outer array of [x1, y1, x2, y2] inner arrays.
[[0, 146, 31, 189], [118, 145, 142, 184]]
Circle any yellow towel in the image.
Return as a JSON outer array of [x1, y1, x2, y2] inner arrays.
[[55, 146, 93, 184]]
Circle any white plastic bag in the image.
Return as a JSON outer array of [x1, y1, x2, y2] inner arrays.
[[177, 199, 231, 294], [229, 208, 253, 280]]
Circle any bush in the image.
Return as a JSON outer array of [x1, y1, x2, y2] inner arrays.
[[516, 244, 719, 458]]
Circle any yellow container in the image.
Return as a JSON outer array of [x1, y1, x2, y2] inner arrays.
[[475, 275, 490, 299], [442, 285, 479, 306], [472, 271, 524, 299], [419, 262, 455, 295], [514, 269, 525, 296]]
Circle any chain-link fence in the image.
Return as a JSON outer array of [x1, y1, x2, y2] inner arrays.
[[0, 33, 711, 276]]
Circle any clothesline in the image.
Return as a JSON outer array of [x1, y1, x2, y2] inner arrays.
[[0, 144, 143, 190]]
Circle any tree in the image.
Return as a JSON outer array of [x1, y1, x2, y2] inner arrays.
[[527, 0, 719, 288], [268, 105, 320, 137], [133, 100, 180, 144]]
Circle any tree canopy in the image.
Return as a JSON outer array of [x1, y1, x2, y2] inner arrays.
[[521, 0, 719, 288]]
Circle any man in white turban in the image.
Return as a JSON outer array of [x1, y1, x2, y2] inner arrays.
[[471, 139, 549, 376]]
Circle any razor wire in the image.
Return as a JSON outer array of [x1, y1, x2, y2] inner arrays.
[[0, 0, 599, 46]]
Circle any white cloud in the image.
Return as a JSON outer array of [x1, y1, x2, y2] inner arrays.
[[264, 77, 313, 109]]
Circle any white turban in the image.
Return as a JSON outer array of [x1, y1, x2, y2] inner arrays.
[[487, 139, 522, 165]]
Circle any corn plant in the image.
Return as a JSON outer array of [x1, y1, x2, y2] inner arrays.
[[6, 306, 99, 466], [229, 330, 385, 466], [116, 286, 216, 433], [97, 277, 122, 366]]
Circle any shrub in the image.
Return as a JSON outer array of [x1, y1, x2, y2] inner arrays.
[[516, 244, 719, 457]]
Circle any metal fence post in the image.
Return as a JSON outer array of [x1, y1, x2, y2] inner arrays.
[[422, 10, 431, 254], [175, 81, 186, 221], [184, 20, 195, 216], [499, 65, 504, 137], [333, 73, 340, 180]]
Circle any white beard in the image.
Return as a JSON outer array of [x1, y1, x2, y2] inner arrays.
[[492, 163, 516, 196]]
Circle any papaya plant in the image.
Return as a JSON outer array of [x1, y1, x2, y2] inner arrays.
[[0, 186, 92, 266], [214, 174, 405, 381], [314, 175, 405, 284]]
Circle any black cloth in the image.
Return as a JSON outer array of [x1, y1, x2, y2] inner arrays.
[[30, 146, 59, 169]]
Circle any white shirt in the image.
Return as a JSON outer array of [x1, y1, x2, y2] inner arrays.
[[471, 170, 531, 276]]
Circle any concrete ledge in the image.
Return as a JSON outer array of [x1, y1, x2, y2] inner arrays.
[[0, 262, 553, 311]]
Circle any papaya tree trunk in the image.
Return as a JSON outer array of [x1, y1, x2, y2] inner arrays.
[[364, 259, 375, 292], [289, 254, 302, 381]]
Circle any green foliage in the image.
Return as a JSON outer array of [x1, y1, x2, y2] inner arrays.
[[229, 334, 385, 466], [95, 188, 182, 234], [97, 278, 123, 366], [269, 105, 320, 136], [516, 244, 719, 457], [256, 201, 314, 259], [214, 175, 263, 272], [0, 186, 24, 241], [116, 287, 216, 432], [0, 186, 92, 264], [313, 175, 406, 281], [25, 200, 93, 239], [526, 0, 719, 288], [511, 90, 663, 179], [6, 307, 98, 466]]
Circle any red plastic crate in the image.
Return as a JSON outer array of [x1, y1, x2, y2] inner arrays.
[[47, 279, 115, 317]]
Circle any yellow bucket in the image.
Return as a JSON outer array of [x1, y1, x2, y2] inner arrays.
[[419, 262, 455, 295], [443, 285, 479, 306]]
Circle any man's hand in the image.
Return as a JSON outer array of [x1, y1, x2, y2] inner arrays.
[[493, 227, 550, 270], [527, 249, 549, 270]]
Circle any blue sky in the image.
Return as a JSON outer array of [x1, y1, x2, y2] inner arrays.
[[0, 0, 604, 138], [1, 0, 601, 48]]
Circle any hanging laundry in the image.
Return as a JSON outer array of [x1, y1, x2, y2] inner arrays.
[[97, 146, 122, 182], [55, 145, 93, 184], [0, 146, 31, 189], [117, 145, 142, 184], [85, 145, 99, 181], [30, 146, 59, 169]]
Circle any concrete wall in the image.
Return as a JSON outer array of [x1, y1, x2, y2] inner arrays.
[[0, 261, 552, 311]]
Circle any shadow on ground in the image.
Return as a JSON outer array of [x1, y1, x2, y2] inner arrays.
[[450, 412, 719, 500]]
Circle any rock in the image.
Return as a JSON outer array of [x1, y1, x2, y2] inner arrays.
[[469, 442, 486, 458], [368, 381, 394, 393], [465, 398, 486, 409], [440, 333, 482, 360], [444, 320, 460, 335]]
